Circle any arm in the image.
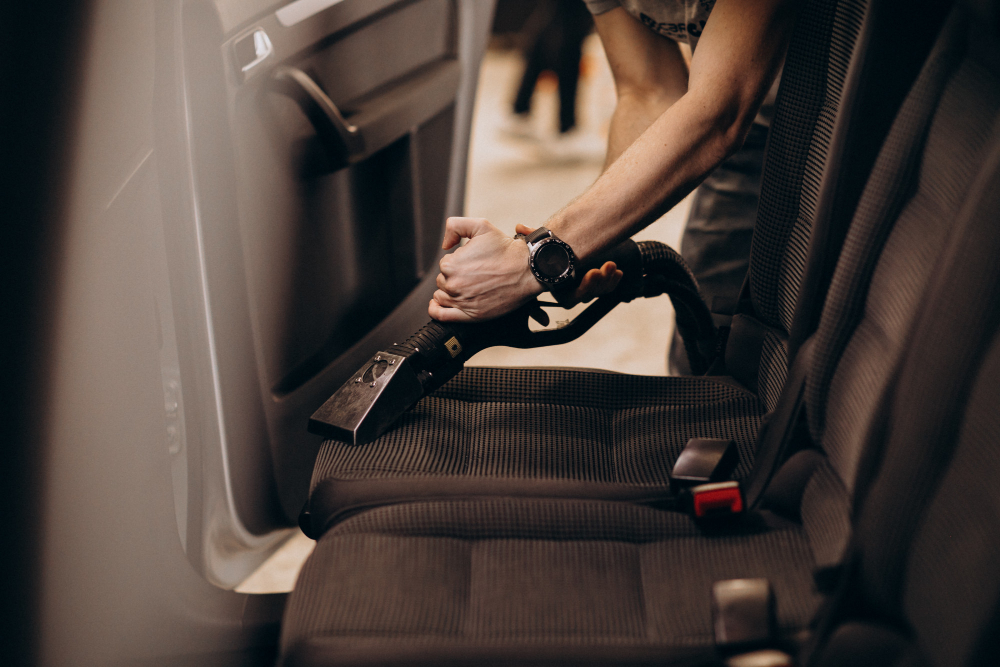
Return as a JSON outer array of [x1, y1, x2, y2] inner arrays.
[[597, 8, 689, 169], [430, 0, 797, 322]]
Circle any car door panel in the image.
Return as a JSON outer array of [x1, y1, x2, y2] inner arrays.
[[157, 0, 492, 589], [13, 0, 493, 662], [188, 0, 481, 548]]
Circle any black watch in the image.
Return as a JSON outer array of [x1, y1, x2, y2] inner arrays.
[[522, 227, 577, 287], [515, 227, 578, 307]]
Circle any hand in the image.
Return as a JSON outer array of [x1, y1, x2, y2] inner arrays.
[[429, 218, 543, 322]]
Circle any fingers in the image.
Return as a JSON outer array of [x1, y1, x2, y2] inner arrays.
[[604, 261, 624, 290], [432, 288, 457, 308], [431, 218, 539, 322], [575, 262, 623, 301], [575, 269, 601, 302], [514, 223, 536, 236], [442, 217, 490, 249], [428, 299, 474, 323]]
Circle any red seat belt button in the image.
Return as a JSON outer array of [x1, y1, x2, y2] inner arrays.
[[691, 481, 744, 518]]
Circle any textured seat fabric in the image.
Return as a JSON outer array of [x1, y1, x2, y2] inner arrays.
[[303, 0, 880, 532], [315, 371, 762, 484], [897, 332, 1000, 667], [745, 0, 867, 400], [772, 4, 995, 570], [809, 33, 1000, 660], [308, 370, 763, 529], [283, 498, 821, 663]]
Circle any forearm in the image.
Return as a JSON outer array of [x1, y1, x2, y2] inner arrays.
[[549, 89, 747, 259], [604, 89, 679, 170], [551, 0, 796, 261], [429, 0, 797, 323]]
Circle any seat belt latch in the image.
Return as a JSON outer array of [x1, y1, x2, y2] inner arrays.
[[690, 481, 744, 519], [712, 578, 775, 650], [723, 649, 793, 667]]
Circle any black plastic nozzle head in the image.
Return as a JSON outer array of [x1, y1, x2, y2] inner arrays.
[[308, 352, 424, 445]]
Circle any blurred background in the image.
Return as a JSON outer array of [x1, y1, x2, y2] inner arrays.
[[238, 0, 691, 594]]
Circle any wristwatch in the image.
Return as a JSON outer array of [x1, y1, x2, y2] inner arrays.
[[516, 227, 578, 306]]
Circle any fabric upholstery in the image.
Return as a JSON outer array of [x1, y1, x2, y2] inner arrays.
[[807, 9, 998, 497], [808, 10, 1000, 662], [904, 334, 1000, 667], [278, 3, 1000, 666], [282, 499, 821, 659], [750, 0, 865, 333], [311, 370, 762, 488]]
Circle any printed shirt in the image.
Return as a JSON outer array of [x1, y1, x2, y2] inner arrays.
[[583, 0, 717, 50]]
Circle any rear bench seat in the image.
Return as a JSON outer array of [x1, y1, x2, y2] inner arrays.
[[278, 0, 1000, 664]]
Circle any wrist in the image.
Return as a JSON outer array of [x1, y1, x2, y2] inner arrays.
[[545, 219, 595, 264], [521, 267, 545, 297], [510, 236, 545, 297]]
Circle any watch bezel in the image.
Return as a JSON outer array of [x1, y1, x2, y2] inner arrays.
[[528, 236, 577, 286]]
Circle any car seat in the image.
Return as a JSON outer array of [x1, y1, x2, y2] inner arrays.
[[275, 1, 998, 663], [299, 0, 952, 537]]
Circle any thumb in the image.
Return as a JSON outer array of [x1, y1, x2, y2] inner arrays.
[[442, 217, 491, 249], [514, 223, 536, 236]]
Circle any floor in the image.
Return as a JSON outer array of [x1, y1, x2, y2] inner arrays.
[[236, 36, 692, 594]]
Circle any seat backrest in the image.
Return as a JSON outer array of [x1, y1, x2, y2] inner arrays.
[[732, 0, 867, 410], [785, 0, 959, 360], [767, 3, 1000, 572], [811, 30, 1000, 659], [896, 303, 1000, 667], [731, 0, 949, 411]]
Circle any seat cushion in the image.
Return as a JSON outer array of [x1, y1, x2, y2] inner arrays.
[[281, 498, 822, 665], [307, 368, 765, 533]]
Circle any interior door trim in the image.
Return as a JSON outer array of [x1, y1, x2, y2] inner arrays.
[[276, 0, 348, 27]]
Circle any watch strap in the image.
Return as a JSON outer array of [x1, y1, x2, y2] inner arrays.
[[525, 227, 553, 244]]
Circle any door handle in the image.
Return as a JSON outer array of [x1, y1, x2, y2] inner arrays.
[[270, 66, 365, 165]]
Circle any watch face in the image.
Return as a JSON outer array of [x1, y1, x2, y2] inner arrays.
[[535, 242, 570, 278]]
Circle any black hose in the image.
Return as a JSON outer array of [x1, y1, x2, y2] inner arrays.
[[391, 240, 716, 392], [637, 241, 717, 374]]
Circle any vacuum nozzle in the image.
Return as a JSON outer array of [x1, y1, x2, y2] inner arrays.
[[308, 352, 423, 446]]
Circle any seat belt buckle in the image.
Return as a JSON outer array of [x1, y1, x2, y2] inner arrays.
[[712, 579, 792, 666], [712, 578, 775, 650], [687, 481, 744, 519]]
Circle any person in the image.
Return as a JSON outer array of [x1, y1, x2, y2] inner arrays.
[[509, 0, 594, 138], [429, 0, 796, 354]]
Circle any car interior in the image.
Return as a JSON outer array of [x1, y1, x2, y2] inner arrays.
[[3, 0, 1000, 665]]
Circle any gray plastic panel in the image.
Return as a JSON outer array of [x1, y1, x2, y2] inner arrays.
[[296, 0, 452, 110]]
